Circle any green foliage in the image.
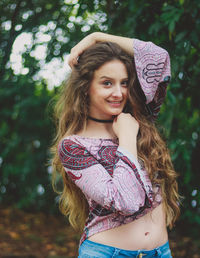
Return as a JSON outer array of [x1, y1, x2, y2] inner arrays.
[[0, 0, 199, 236], [0, 75, 55, 212]]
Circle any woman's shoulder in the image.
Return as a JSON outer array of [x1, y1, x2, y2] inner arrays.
[[59, 134, 118, 152], [58, 135, 86, 158], [63, 133, 117, 141], [58, 134, 118, 160], [59, 134, 84, 148]]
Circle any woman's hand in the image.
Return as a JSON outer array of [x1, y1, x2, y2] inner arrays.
[[68, 33, 97, 68], [112, 113, 139, 158], [112, 113, 139, 139]]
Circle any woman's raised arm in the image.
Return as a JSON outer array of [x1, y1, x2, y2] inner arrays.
[[68, 32, 134, 68]]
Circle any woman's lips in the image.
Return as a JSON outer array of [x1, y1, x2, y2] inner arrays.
[[107, 100, 122, 107]]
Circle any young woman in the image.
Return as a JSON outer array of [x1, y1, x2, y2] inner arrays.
[[51, 32, 180, 257]]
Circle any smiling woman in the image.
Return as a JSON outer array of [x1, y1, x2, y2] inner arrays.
[[51, 32, 180, 257], [88, 60, 128, 120]]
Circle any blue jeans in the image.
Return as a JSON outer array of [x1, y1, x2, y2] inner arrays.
[[78, 239, 172, 257]]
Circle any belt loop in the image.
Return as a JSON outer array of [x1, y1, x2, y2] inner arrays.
[[156, 246, 162, 257], [111, 248, 120, 257]]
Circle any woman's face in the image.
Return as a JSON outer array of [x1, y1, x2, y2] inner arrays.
[[88, 59, 128, 120]]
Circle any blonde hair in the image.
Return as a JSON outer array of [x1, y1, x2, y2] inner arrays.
[[51, 42, 180, 233]]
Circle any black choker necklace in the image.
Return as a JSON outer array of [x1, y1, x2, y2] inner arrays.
[[88, 116, 113, 123]]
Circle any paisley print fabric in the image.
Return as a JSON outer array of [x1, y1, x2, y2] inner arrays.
[[133, 38, 171, 119], [58, 135, 162, 247], [60, 139, 99, 171], [98, 146, 119, 176]]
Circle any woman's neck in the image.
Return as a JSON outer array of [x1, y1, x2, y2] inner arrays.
[[78, 120, 115, 139], [88, 116, 114, 123]]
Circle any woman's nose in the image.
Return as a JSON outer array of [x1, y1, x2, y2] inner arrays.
[[112, 85, 123, 97]]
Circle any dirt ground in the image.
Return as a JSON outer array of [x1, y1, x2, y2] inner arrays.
[[0, 206, 199, 258]]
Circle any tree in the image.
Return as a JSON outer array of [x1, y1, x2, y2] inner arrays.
[[0, 0, 199, 235]]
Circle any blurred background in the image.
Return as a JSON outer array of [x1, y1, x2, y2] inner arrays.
[[0, 0, 200, 257]]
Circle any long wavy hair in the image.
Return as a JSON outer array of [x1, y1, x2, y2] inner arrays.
[[51, 41, 180, 233]]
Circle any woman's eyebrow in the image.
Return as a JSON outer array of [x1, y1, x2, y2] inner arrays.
[[99, 76, 128, 80], [99, 76, 113, 80]]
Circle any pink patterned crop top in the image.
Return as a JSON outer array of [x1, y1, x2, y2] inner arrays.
[[58, 135, 162, 246]]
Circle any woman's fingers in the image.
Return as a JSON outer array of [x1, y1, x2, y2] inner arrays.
[[68, 33, 97, 68], [68, 42, 88, 68], [68, 49, 80, 68], [68, 55, 78, 68], [112, 113, 139, 139]]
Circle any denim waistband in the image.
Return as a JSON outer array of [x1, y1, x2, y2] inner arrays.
[[79, 239, 171, 257]]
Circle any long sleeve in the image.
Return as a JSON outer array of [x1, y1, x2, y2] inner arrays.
[[133, 38, 171, 119], [58, 138, 153, 216]]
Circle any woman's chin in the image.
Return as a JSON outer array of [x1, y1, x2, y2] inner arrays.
[[109, 110, 123, 116]]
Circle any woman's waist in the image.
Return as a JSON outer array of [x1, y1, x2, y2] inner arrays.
[[88, 203, 168, 250]]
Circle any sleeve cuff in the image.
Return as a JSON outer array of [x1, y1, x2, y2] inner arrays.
[[133, 38, 171, 104]]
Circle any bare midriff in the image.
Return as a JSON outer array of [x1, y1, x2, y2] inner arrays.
[[88, 203, 168, 251]]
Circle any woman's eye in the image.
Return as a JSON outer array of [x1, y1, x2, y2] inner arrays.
[[121, 81, 128, 87], [103, 81, 112, 86]]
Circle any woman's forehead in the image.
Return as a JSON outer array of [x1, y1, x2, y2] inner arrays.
[[93, 60, 128, 79]]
